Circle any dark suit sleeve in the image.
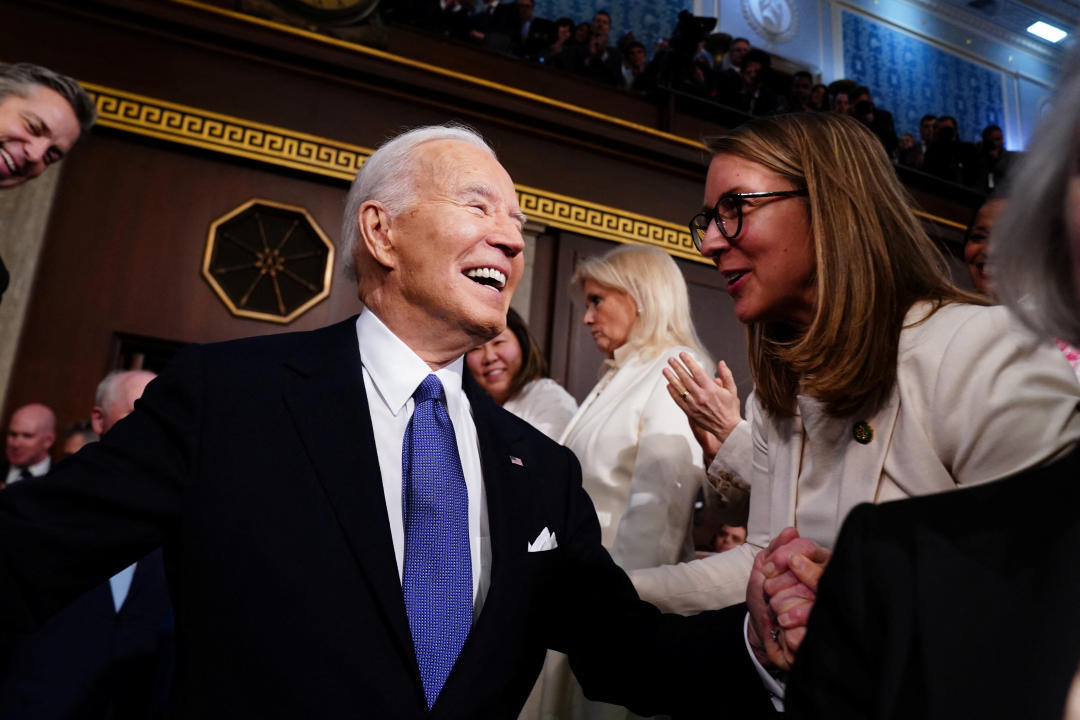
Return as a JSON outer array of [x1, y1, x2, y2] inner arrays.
[[786, 502, 923, 719], [548, 450, 775, 717], [0, 346, 198, 631]]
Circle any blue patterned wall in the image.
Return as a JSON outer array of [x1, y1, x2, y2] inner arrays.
[[537, 0, 690, 53], [842, 10, 1004, 143]]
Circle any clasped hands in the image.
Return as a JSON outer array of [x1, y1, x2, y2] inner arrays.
[[746, 527, 831, 672]]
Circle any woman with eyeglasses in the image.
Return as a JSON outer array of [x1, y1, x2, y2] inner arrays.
[[629, 112, 1080, 681]]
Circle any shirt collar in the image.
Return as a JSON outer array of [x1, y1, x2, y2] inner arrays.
[[355, 308, 466, 417]]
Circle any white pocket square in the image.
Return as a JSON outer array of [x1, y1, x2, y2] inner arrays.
[[527, 527, 558, 552]]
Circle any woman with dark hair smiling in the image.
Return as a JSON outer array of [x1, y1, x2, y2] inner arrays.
[[466, 308, 577, 440]]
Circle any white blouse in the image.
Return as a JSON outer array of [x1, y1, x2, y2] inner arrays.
[[502, 377, 578, 441]]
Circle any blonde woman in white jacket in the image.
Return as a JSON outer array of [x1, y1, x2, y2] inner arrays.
[[536, 244, 712, 720]]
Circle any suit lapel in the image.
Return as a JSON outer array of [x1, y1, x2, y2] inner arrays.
[[464, 371, 523, 614], [280, 317, 415, 667]]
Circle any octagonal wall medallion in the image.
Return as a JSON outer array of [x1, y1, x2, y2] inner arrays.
[[203, 199, 335, 324]]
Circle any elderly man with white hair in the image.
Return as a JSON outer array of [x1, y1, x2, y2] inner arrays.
[[0, 124, 774, 718]]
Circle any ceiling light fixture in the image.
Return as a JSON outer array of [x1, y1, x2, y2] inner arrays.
[[1027, 21, 1068, 43]]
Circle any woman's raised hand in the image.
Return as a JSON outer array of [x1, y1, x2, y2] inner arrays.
[[664, 353, 742, 464]]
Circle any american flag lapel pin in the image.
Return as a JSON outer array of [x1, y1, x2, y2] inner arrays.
[[510, 455, 524, 467]]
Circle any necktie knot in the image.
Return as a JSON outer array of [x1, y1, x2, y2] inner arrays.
[[413, 374, 445, 405]]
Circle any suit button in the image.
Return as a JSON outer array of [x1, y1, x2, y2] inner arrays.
[[853, 421, 873, 444]]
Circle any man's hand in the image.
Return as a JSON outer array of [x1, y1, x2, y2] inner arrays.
[[746, 527, 800, 671], [760, 538, 832, 663]]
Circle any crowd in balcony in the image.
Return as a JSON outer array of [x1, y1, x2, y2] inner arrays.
[[386, 2, 1017, 193]]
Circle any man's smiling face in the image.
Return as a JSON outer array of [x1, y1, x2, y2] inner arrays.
[[385, 139, 526, 349], [0, 84, 81, 189]]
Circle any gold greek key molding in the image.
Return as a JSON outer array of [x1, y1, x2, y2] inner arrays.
[[86, 83, 369, 180], [84, 84, 709, 262], [83, 85, 965, 265], [516, 186, 701, 263]]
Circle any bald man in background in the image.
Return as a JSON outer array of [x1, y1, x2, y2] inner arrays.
[[0, 370, 172, 720], [3, 403, 56, 488]]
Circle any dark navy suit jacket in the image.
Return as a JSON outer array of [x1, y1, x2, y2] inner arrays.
[[787, 445, 1080, 719], [0, 317, 771, 719], [0, 548, 171, 720]]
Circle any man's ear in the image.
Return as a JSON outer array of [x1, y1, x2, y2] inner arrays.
[[358, 201, 397, 272], [90, 407, 105, 437]]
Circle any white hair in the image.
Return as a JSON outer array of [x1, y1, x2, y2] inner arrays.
[[571, 244, 711, 365], [94, 370, 156, 411], [994, 45, 1080, 346], [340, 123, 496, 278]]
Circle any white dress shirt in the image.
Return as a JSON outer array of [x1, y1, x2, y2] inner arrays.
[[110, 564, 137, 612], [5, 456, 51, 486], [355, 309, 491, 615]]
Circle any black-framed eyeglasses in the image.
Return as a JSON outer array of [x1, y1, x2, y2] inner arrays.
[[688, 189, 808, 251]]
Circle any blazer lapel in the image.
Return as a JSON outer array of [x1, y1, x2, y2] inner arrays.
[[280, 317, 414, 667], [834, 389, 901, 520]]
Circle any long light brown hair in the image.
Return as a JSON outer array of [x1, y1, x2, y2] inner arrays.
[[706, 112, 985, 417]]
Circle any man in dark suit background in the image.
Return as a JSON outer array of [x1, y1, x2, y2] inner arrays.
[[0, 124, 773, 718], [0, 370, 172, 720]]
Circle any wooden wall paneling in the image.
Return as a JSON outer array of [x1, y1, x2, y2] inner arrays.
[[548, 234, 604, 403], [682, 262, 753, 405], [3, 131, 358, 438], [525, 231, 558, 374]]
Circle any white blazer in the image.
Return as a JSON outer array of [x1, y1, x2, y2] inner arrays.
[[632, 302, 1080, 614], [560, 344, 706, 572]]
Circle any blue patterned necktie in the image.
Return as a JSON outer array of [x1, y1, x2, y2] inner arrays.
[[402, 374, 472, 709]]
